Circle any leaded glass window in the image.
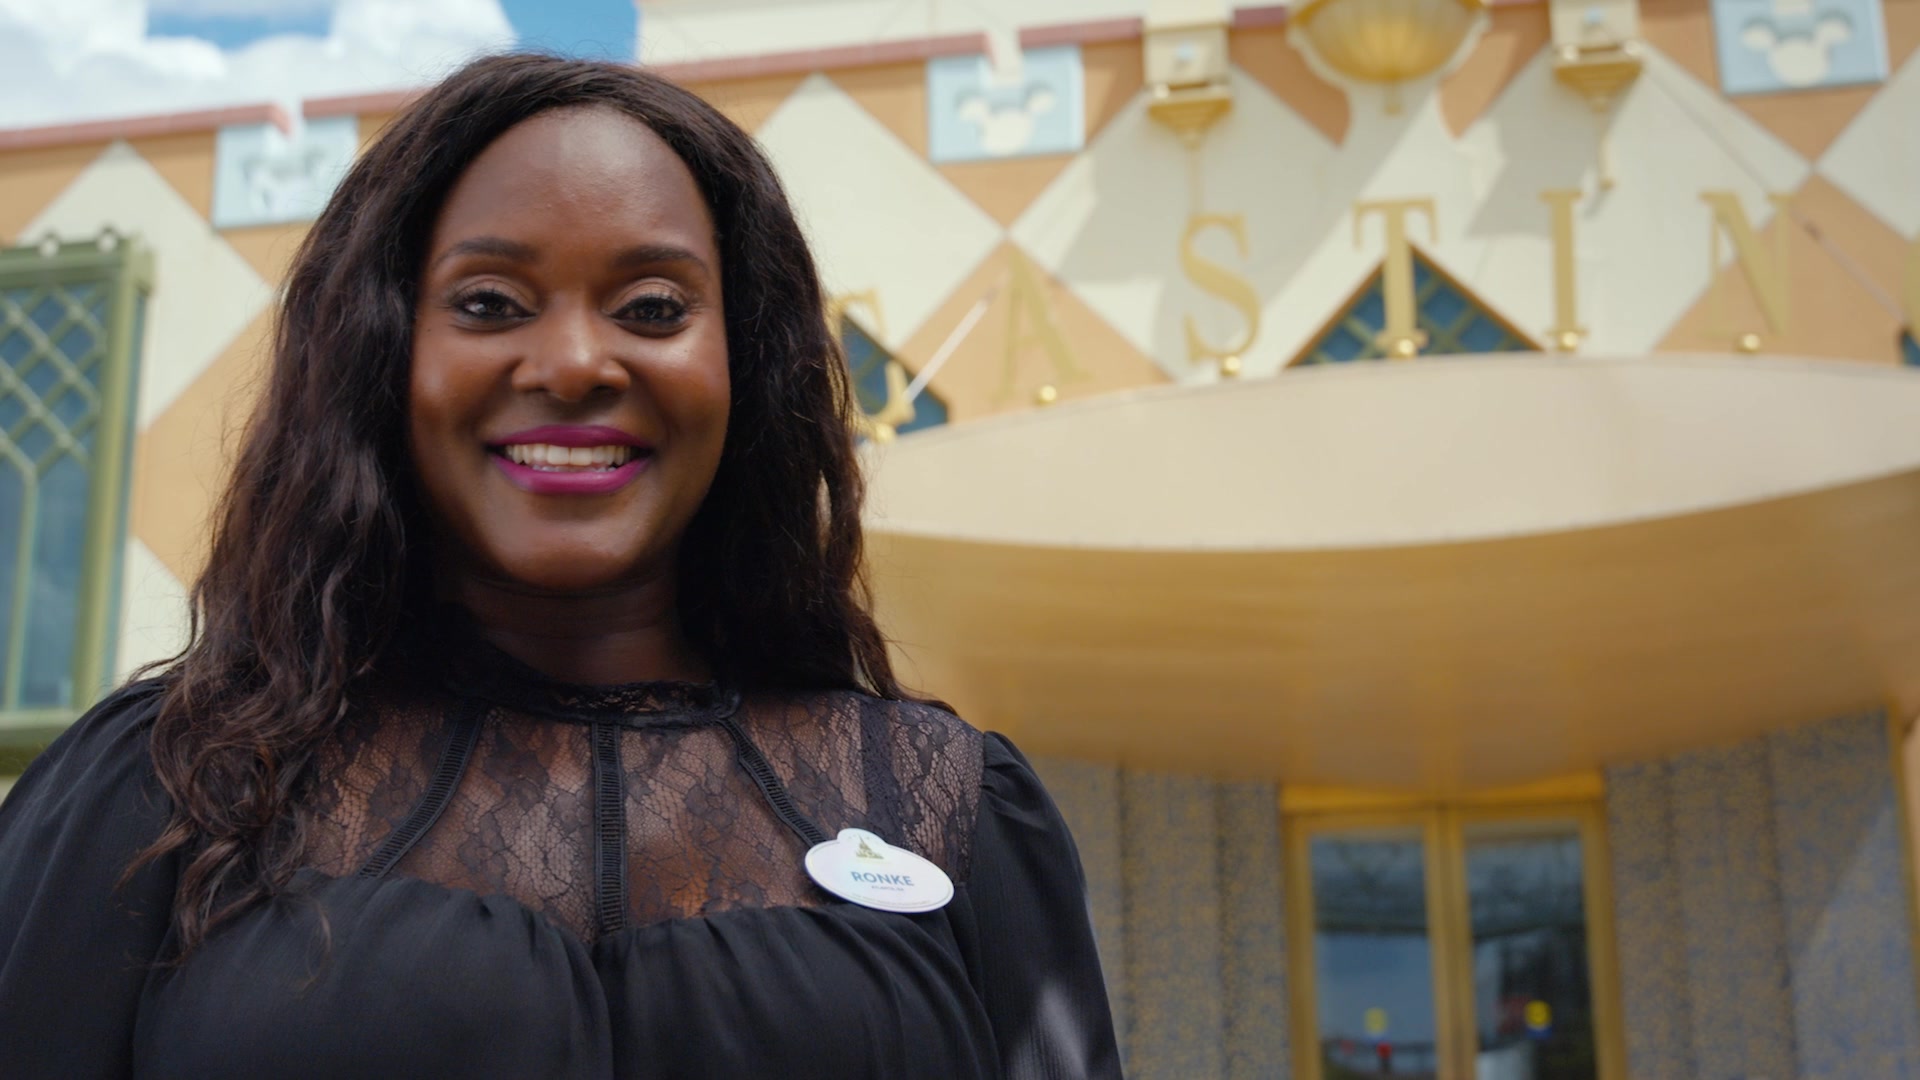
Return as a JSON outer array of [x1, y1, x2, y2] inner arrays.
[[0, 235, 149, 743], [1296, 253, 1538, 367]]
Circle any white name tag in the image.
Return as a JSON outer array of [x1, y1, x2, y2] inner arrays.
[[805, 827, 953, 914]]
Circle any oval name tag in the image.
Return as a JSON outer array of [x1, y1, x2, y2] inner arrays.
[[805, 828, 953, 914]]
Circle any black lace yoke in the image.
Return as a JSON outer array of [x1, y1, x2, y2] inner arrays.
[[302, 635, 982, 944], [0, 636, 1124, 1080]]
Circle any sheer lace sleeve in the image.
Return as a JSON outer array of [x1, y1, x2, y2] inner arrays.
[[967, 732, 1122, 1079], [0, 681, 175, 1076]]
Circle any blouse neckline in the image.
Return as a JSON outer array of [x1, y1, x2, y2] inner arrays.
[[420, 606, 726, 726]]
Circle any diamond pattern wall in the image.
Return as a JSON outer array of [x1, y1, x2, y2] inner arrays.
[[1820, 41, 1920, 237], [0, 5, 1913, 677], [757, 74, 1003, 355], [1012, 68, 1339, 380], [23, 142, 272, 431]]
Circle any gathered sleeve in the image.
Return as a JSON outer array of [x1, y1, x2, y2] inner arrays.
[[966, 731, 1123, 1079], [0, 681, 175, 1077]]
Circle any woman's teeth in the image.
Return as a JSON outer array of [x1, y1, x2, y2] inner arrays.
[[500, 444, 636, 470]]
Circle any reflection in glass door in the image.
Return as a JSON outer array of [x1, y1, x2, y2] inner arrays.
[[1308, 830, 1440, 1080], [1463, 821, 1597, 1080], [1289, 804, 1619, 1080]]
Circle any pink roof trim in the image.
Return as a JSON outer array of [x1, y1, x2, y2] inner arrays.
[[0, 102, 292, 152]]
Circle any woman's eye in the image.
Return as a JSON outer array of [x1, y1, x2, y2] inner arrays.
[[617, 293, 687, 326], [453, 289, 526, 320]]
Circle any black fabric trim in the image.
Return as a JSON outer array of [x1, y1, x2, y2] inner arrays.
[[719, 715, 828, 849], [591, 721, 628, 938], [358, 701, 484, 879]]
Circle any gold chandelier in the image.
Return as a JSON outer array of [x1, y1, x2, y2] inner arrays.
[[1292, 0, 1486, 112]]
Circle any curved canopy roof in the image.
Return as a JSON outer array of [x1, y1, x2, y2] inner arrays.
[[863, 355, 1920, 789]]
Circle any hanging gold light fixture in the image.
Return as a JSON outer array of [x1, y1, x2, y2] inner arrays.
[[1291, 0, 1486, 113]]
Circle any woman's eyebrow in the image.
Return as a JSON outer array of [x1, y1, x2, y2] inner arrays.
[[610, 244, 710, 276], [433, 235, 538, 269], [430, 238, 709, 277]]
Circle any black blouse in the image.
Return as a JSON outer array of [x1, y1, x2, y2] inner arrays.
[[0, 646, 1121, 1078]]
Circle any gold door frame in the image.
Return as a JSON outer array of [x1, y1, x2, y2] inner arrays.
[[1283, 782, 1626, 1080]]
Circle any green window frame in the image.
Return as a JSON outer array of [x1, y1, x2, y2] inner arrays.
[[0, 233, 151, 748]]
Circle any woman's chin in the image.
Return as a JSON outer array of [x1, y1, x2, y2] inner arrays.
[[487, 554, 653, 597]]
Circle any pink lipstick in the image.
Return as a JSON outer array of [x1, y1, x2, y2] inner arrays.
[[488, 425, 652, 496]]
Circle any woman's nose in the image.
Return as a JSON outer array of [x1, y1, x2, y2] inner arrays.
[[511, 301, 631, 402]]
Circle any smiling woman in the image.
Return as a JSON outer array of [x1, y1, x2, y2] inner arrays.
[[0, 55, 1120, 1079]]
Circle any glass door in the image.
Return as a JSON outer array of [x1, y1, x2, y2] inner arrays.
[[1307, 827, 1442, 1079], [1286, 803, 1621, 1080], [1460, 819, 1598, 1080]]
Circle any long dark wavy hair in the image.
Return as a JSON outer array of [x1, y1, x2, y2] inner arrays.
[[137, 54, 901, 955]]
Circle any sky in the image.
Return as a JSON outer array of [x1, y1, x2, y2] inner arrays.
[[0, 0, 639, 130]]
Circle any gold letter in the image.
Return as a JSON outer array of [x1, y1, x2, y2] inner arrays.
[[854, 360, 915, 442], [1354, 198, 1436, 358], [1701, 190, 1792, 344], [1541, 189, 1585, 351], [998, 249, 1084, 404], [827, 289, 886, 341], [1182, 212, 1262, 376], [828, 290, 914, 439]]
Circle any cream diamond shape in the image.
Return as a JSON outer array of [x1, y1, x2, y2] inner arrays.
[[115, 536, 189, 682], [1011, 68, 1339, 380], [23, 141, 274, 431], [1453, 47, 1809, 358], [756, 74, 1003, 353], [1819, 48, 1920, 238]]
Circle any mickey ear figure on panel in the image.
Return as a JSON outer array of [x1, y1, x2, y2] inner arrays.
[[1740, 9, 1854, 87], [1712, 0, 1887, 95]]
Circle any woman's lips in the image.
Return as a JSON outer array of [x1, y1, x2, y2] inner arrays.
[[486, 425, 654, 495], [491, 452, 649, 495]]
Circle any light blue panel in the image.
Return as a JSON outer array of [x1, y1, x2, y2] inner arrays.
[[1216, 782, 1288, 1080], [211, 116, 358, 229], [1031, 755, 1130, 1054], [927, 45, 1084, 164], [1667, 739, 1800, 1079], [1122, 772, 1225, 1079], [1603, 760, 1698, 1080], [1767, 713, 1920, 1080], [1711, 0, 1889, 95]]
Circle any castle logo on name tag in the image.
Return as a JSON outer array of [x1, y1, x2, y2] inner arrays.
[[804, 828, 953, 914]]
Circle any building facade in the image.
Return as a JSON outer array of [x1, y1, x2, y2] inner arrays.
[[3, 0, 1920, 1076]]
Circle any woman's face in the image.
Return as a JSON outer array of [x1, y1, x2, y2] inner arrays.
[[411, 106, 729, 597]]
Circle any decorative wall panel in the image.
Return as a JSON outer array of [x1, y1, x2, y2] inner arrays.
[[1711, 0, 1890, 94], [1606, 711, 1920, 1080], [211, 116, 358, 229], [1033, 755, 1290, 1080], [927, 46, 1085, 163]]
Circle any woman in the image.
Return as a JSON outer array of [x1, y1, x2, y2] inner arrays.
[[0, 55, 1121, 1078]]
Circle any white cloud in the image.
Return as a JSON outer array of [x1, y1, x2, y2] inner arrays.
[[0, 0, 516, 129], [147, 0, 334, 15]]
